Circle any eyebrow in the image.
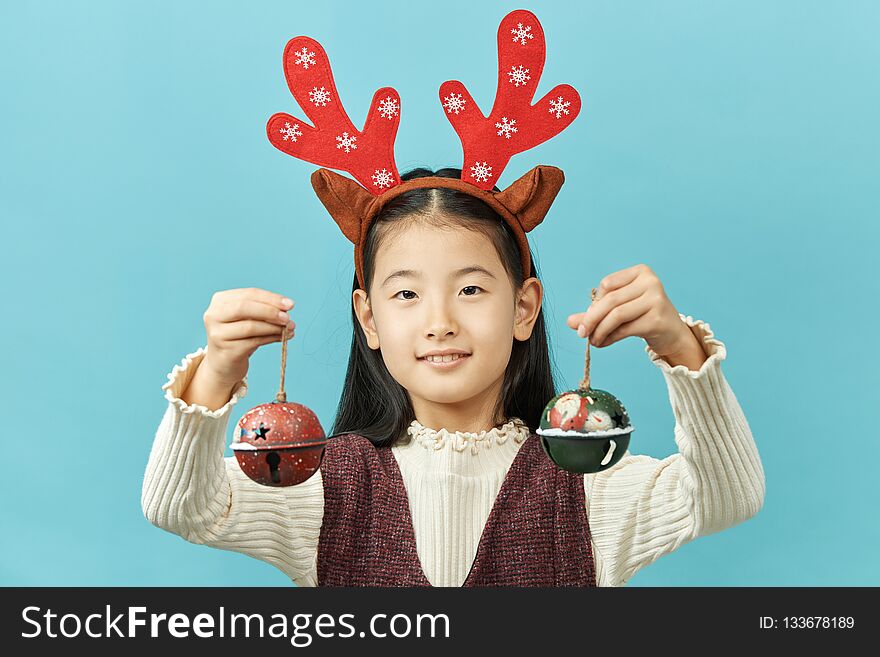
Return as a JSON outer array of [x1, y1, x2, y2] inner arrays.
[[381, 265, 496, 288]]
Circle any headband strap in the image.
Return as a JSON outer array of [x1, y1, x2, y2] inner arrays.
[[311, 165, 565, 289]]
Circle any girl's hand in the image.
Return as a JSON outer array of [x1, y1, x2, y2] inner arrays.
[[201, 288, 296, 385], [565, 264, 697, 358]]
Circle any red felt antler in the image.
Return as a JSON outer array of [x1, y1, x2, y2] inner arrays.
[[267, 37, 402, 194], [439, 10, 581, 190]]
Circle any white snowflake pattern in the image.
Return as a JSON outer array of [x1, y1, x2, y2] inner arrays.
[[443, 93, 467, 115], [549, 96, 571, 119], [335, 131, 357, 153], [511, 22, 534, 46], [470, 161, 493, 183], [507, 65, 531, 87], [293, 46, 317, 70], [371, 168, 395, 189], [309, 86, 332, 107], [280, 122, 303, 142], [378, 96, 399, 120], [495, 116, 518, 139]]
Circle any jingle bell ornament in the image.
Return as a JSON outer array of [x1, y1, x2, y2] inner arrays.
[[230, 325, 327, 486], [537, 289, 635, 474]]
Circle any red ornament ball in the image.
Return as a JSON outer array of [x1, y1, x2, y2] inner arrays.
[[231, 400, 327, 487]]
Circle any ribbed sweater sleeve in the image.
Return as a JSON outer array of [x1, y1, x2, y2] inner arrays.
[[140, 346, 324, 586], [584, 314, 766, 586]]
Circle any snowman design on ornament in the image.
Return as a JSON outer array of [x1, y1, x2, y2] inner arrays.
[[548, 393, 613, 432]]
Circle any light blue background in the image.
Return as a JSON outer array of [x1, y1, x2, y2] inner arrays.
[[1, 0, 877, 586]]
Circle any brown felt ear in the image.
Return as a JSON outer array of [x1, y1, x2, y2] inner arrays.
[[310, 168, 376, 245], [494, 165, 565, 232]]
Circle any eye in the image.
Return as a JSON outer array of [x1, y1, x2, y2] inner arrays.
[[394, 285, 483, 301]]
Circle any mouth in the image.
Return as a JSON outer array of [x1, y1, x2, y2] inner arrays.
[[418, 353, 471, 369]]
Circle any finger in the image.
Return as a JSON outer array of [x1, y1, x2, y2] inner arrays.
[[575, 282, 644, 338], [214, 319, 296, 342], [595, 266, 643, 300], [241, 333, 292, 352], [566, 269, 644, 331], [217, 296, 294, 326], [589, 293, 650, 346], [232, 287, 295, 311], [596, 314, 652, 348]]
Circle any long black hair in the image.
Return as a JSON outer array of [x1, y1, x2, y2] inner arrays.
[[330, 166, 559, 447]]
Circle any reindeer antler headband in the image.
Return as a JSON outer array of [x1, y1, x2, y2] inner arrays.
[[266, 9, 581, 290]]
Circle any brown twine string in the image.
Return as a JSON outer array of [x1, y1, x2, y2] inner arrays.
[[578, 287, 598, 391], [276, 324, 289, 403]]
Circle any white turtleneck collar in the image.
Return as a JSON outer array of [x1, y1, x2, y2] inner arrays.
[[391, 417, 531, 478]]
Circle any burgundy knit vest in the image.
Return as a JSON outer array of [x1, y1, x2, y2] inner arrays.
[[316, 431, 597, 587]]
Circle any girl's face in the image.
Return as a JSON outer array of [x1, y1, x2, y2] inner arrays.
[[353, 220, 542, 431]]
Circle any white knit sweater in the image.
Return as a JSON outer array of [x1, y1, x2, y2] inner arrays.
[[141, 313, 765, 587]]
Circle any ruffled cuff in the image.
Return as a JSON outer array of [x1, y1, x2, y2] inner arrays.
[[645, 313, 727, 380], [162, 345, 248, 419]]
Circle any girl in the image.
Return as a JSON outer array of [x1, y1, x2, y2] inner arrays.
[[142, 165, 766, 587]]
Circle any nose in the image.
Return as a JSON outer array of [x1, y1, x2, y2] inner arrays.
[[424, 298, 458, 338]]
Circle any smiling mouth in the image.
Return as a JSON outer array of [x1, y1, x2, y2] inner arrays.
[[418, 354, 471, 365]]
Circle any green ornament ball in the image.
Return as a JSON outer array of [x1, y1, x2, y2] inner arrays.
[[537, 387, 634, 474]]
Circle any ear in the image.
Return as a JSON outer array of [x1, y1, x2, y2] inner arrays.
[[310, 168, 376, 244], [352, 288, 381, 350], [494, 165, 565, 232], [513, 277, 543, 342]]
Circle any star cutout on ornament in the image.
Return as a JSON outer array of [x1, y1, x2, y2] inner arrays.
[[609, 409, 627, 429], [252, 423, 271, 441]]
